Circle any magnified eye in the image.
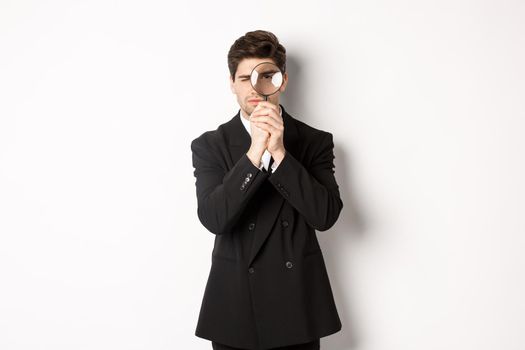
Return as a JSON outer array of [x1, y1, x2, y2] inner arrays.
[[249, 62, 283, 96]]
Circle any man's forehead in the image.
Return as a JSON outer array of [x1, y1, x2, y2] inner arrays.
[[237, 58, 276, 76]]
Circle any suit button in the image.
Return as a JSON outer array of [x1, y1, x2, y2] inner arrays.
[[247, 173, 252, 178], [240, 184, 245, 190], [281, 220, 289, 227], [248, 223, 255, 230], [248, 267, 255, 273], [245, 177, 250, 182], [285, 261, 293, 269]]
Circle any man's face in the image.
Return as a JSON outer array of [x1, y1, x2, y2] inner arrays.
[[230, 57, 288, 119]]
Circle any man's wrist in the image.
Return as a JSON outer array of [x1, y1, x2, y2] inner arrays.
[[246, 149, 264, 168], [271, 149, 286, 166]]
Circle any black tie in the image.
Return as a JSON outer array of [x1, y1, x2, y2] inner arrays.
[[267, 156, 274, 174]]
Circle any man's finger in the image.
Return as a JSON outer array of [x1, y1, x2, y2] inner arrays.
[[257, 101, 279, 114], [253, 121, 277, 134], [253, 106, 282, 124], [251, 115, 282, 130]]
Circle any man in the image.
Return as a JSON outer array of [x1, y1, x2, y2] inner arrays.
[[190, 30, 343, 350]]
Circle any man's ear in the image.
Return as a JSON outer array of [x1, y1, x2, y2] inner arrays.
[[229, 75, 235, 94], [279, 72, 288, 92]]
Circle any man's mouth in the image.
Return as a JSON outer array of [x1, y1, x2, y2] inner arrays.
[[248, 99, 261, 104]]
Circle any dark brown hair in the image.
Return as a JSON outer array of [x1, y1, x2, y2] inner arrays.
[[228, 30, 286, 82]]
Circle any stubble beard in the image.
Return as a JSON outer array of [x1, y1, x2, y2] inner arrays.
[[243, 101, 256, 118]]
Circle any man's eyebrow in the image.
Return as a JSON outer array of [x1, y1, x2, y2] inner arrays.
[[238, 69, 279, 78], [260, 70, 279, 75]]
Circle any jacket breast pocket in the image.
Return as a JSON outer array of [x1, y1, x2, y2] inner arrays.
[[303, 248, 322, 257], [212, 253, 237, 263]]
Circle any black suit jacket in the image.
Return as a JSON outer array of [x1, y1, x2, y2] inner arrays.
[[191, 104, 343, 350]]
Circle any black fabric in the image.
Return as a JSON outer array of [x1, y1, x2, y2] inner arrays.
[[191, 104, 343, 350], [212, 338, 320, 350], [263, 156, 275, 175]]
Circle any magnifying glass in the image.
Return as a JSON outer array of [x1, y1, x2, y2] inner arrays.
[[249, 62, 284, 101]]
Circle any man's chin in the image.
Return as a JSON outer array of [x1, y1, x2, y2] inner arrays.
[[245, 106, 255, 116]]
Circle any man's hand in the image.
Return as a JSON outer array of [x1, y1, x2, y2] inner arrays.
[[250, 101, 286, 165], [246, 103, 270, 167]]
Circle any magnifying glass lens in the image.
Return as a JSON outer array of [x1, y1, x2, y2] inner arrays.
[[250, 62, 283, 97]]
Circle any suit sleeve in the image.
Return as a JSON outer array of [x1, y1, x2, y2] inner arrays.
[[268, 132, 343, 231], [191, 134, 269, 235]]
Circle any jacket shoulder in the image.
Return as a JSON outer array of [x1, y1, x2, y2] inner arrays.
[[291, 115, 333, 144], [191, 129, 216, 149], [190, 126, 226, 154], [191, 116, 234, 150], [190, 120, 233, 172]]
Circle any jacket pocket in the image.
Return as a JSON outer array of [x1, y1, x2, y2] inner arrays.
[[212, 254, 237, 263], [303, 248, 322, 257]]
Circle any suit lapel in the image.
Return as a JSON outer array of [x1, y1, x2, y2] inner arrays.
[[224, 104, 300, 266], [224, 110, 251, 168]]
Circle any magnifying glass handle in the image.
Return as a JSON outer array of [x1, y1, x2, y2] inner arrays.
[[264, 95, 268, 101]]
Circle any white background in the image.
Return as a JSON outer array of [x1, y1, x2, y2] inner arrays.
[[1, 1, 524, 349]]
